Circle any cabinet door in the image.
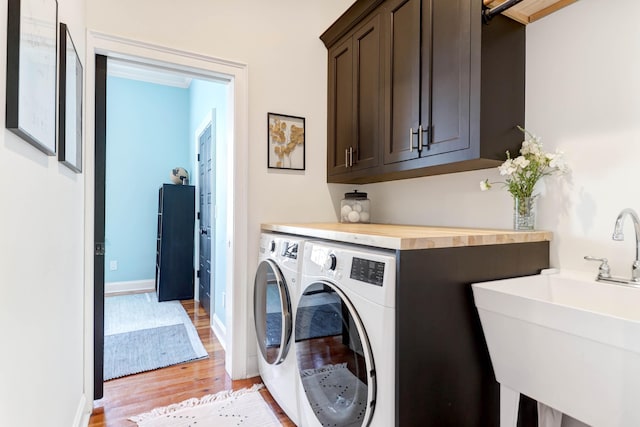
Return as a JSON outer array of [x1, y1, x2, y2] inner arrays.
[[383, 0, 422, 165], [352, 13, 383, 171], [421, 0, 471, 157], [327, 14, 383, 178], [327, 37, 354, 176]]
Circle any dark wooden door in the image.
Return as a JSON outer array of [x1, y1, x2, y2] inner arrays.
[[93, 54, 107, 400], [383, 0, 422, 164], [198, 123, 213, 315]]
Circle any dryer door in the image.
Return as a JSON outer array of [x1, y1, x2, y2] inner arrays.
[[296, 280, 375, 427], [254, 259, 292, 365]]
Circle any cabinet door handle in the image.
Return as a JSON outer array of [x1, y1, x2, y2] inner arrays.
[[345, 148, 349, 168], [409, 128, 414, 152], [418, 125, 424, 152], [349, 146, 354, 167]]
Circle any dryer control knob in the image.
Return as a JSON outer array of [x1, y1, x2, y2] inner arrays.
[[269, 240, 276, 253], [324, 254, 337, 271]]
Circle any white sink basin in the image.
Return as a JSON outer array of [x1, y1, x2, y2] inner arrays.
[[472, 269, 640, 426]]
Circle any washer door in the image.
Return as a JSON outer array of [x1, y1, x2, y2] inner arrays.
[[254, 259, 292, 365], [296, 280, 375, 427]]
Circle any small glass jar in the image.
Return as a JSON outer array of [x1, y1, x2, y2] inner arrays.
[[340, 190, 370, 223]]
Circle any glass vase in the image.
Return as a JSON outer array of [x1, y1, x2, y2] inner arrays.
[[513, 196, 535, 231]]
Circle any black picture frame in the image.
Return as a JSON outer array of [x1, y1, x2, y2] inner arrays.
[[6, 0, 58, 155], [267, 112, 305, 170], [58, 22, 82, 172]]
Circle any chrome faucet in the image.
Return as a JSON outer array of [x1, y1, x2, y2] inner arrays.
[[612, 208, 640, 283]]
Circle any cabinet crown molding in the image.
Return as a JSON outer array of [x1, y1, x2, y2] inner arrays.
[[320, 0, 386, 47]]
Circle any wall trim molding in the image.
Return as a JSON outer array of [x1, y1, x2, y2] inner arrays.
[[108, 58, 193, 88], [89, 30, 247, 79], [73, 393, 88, 427], [105, 279, 155, 295], [212, 313, 227, 350]]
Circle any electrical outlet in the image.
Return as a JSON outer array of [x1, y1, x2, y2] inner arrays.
[[109, 260, 118, 271]]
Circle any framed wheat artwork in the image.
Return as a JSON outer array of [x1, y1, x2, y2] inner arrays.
[[267, 112, 305, 170]]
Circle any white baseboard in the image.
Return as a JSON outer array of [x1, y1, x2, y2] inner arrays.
[[212, 313, 226, 350], [105, 279, 155, 296], [73, 393, 89, 427], [246, 354, 259, 378]]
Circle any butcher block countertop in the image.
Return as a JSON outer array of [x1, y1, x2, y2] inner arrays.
[[262, 223, 552, 251]]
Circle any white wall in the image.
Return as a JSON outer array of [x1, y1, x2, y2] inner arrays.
[[527, 0, 640, 278], [0, 0, 87, 426]]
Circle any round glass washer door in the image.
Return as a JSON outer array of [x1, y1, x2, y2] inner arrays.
[[295, 280, 376, 427], [254, 259, 292, 365]]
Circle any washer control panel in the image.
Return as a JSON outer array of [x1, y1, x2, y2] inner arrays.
[[304, 241, 396, 307], [350, 257, 385, 287]]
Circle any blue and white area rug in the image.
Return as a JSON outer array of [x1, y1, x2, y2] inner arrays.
[[104, 292, 208, 380], [129, 384, 282, 427]]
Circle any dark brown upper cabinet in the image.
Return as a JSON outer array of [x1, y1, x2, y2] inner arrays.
[[384, 0, 472, 166], [321, 0, 526, 184], [326, 10, 384, 177]]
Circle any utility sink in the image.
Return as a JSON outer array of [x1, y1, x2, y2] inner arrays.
[[472, 269, 640, 426]]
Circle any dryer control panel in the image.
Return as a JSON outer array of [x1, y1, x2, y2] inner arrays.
[[281, 241, 299, 259]]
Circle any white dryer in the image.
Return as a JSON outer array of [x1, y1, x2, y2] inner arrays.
[[254, 232, 307, 425], [296, 240, 396, 427]]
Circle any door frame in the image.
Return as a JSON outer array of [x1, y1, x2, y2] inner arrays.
[[84, 30, 250, 409]]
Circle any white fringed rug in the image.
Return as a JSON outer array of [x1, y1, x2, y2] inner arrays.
[[129, 384, 282, 427]]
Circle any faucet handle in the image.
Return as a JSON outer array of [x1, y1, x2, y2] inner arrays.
[[584, 256, 611, 278]]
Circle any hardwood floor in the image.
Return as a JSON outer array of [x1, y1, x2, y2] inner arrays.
[[88, 299, 295, 427]]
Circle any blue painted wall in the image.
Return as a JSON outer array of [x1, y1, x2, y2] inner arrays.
[[189, 79, 228, 325], [105, 76, 190, 283]]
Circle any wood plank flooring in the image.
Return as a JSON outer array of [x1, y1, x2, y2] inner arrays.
[[88, 299, 295, 427]]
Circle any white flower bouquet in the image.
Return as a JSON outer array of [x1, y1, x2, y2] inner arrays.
[[481, 126, 568, 199]]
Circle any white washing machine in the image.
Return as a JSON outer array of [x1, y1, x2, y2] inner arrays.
[[254, 232, 308, 425], [296, 240, 396, 427]]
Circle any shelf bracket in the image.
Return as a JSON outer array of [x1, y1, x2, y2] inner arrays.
[[482, 0, 526, 24]]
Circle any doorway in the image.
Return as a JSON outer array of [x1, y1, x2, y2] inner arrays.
[[85, 31, 250, 403]]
